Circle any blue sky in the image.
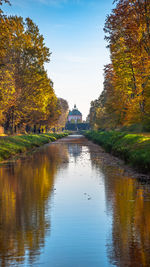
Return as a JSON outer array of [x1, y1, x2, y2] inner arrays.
[[3, 0, 114, 119]]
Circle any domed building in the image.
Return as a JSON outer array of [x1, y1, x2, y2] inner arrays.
[[67, 105, 82, 123]]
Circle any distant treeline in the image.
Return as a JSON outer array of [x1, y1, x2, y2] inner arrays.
[[90, 0, 150, 131], [0, 0, 68, 134], [65, 122, 90, 131]]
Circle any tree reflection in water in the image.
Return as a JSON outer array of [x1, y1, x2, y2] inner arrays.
[[0, 144, 68, 267], [1, 136, 150, 267], [88, 145, 150, 267], [67, 144, 82, 162]]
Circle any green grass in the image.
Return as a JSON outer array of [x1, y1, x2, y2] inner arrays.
[[0, 132, 68, 162], [84, 130, 150, 173]]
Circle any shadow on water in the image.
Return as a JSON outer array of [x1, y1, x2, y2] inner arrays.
[[0, 135, 150, 266]]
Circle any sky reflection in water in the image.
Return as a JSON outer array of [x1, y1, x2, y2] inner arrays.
[[0, 136, 150, 266]]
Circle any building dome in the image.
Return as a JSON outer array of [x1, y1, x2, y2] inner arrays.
[[69, 109, 82, 116], [67, 104, 82, 123]]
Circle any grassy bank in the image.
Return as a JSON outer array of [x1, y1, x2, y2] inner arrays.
[[0, 132, 68, 162], [84, 131, 150, 174]]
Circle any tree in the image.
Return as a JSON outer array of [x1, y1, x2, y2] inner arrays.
[[0, 14, 60, 133], [0, 0, 10, 16], [90, 0, 150, 130], [56, 98, 69, 130]]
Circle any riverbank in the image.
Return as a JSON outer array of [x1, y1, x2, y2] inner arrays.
[[0, 133, 68, 162], [84, 131, 150, 174]]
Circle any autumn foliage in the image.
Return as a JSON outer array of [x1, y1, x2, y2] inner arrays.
[[90, 0, 150, 131], [0, 1, 68, 133]]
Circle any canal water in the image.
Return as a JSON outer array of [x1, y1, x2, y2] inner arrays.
[[0, 135, 150, 267]]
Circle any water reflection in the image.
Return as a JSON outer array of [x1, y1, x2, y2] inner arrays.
[[1, 136, 150, 267], [88, 144, 150, 267], [68, 144, 82, 161], [0, 144, 68, 267]]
